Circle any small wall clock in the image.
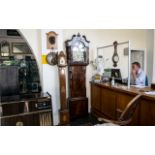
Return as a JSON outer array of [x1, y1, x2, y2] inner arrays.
[[46, 31, 58, 49], [112, 41, 119, 67], [46, 52, 58, 66]]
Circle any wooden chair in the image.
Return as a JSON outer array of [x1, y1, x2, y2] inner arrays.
[[97, 94, 142, 126]]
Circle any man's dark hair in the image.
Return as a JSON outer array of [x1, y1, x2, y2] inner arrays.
[[132, 62, 141, 68]]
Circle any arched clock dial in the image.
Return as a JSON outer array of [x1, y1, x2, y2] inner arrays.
[[112, 41, 119, 67], [72, 41, 85, 62]]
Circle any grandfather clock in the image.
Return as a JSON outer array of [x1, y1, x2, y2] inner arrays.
[[65, 33, 90, 120], [58, 51, 70, 125]]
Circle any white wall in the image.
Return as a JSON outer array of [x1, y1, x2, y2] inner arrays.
[[145, 30, 154, 83], [19, 29, 154, 125], [41, 29, 63, 125]]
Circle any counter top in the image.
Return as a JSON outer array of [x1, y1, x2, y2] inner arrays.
[[90, 82, 155, 100]]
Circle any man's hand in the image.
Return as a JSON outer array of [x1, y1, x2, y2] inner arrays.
[[131, 69, 137, 80], [132, 69, 136, 75]]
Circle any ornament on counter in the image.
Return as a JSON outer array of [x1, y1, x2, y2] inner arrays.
[[97, 55, 104, 75], [90, 56, 109, 75]]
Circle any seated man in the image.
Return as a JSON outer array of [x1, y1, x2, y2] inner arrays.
[[130, 62, 147, 86]]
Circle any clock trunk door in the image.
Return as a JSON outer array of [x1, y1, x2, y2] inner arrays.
[[69, 66, 86, 98]]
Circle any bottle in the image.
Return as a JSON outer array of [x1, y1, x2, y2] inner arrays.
[[111, 77, 115, 86]]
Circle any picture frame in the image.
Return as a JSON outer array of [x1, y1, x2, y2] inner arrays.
[[0, 41, 10, 57], [12, 42, 31, 54], [111, 69, 122, 79]]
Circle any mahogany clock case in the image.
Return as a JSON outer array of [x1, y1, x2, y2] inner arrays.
[[57, 51, 70, 125], [65, 34, 90, 121]]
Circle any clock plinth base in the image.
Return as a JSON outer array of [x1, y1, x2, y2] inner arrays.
[[68, 97, 88, 121], [59, 109, 70, 125]]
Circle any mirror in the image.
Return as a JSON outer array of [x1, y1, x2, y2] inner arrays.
[[12, 42, 31, 54], [0, 29, 41, 95]]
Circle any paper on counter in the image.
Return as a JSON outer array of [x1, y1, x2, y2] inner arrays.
[[145, 91, 155, 95], [131, 85, 146, 89]]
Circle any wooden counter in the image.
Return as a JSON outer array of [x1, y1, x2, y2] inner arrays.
[[90, 82, 155, 125]]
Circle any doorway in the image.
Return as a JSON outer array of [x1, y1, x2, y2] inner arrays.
[[131, 50, 145, 70]]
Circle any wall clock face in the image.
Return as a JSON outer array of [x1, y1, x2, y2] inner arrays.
[[60, 57, 65, 65], [46, 52, 58, 66], [46, 31, 58, 49], [71, 41, 85, 62], [49, 36, 56, 45], [113, 55, 119, 62], [57, 51, 67, 67]]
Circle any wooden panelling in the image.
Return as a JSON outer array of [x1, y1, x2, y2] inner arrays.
[[69, 97, 88, 120], [101, 88, 116, 119], [139, 99, 155, 126], [116, 94, 134, 119], [90, 82, 155, 126], [91, 84, 101, 112]]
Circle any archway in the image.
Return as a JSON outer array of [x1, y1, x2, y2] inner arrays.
[[0, 29, 41, 96]]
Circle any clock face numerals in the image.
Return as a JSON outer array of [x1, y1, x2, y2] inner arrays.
[[72, 41, 85, 62]]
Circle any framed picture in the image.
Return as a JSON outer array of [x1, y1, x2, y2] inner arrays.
[[12, 42, 31, 54], [111, 69, 122, 79], [0, 41, 10, 57], [7, 29, 20, 36]]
